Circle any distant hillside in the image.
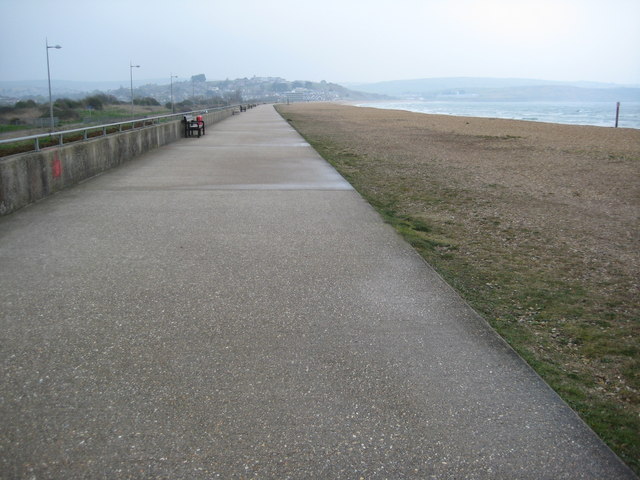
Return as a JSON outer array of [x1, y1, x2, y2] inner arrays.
[[350, 77, 640, 102], [0, 77, 383, 105]]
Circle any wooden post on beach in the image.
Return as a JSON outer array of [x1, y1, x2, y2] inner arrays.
[[615, 102, 620, 128]]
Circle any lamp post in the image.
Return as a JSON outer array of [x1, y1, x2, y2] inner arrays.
[[130, 61, 140, 118], [170, 74, 178, 113], [46, 38, 62, 133]]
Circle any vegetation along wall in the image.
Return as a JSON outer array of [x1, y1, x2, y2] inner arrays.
[[0, 108, 233, 215]]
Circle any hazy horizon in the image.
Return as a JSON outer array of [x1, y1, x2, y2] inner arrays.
[[1, 0, 639, 86], [2, 76, 637, 90]]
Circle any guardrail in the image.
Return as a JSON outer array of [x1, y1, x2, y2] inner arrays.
[[0, 104, 249, 215], [0, 105, 238, 154]]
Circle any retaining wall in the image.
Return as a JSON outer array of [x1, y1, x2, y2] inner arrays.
[[0, 108, 234, 215]]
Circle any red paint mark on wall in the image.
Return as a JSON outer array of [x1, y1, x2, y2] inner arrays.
[[52, 153, 62, 178]]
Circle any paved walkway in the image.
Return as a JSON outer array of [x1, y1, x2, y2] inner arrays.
[[1, 105, 635, 478]]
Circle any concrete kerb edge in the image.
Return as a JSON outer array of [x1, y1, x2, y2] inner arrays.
[[271, 103, 638, 477]]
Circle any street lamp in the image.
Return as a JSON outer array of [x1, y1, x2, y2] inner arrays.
[[170, 74, 178, 113], [130, 61, 140, 118], [46, 38, 62, 133]]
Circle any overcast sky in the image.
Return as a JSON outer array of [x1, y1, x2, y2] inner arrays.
[[1, 0, 639, 85]]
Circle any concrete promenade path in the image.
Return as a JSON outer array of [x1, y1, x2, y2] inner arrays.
[[1, 105, 635, 479]]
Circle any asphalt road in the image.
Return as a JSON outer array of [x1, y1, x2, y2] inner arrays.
[[1, 105, 635, 479]]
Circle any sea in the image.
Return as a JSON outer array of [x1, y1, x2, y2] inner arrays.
[[354, 100, 640, 130]]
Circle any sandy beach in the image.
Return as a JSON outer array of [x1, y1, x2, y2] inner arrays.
[[276, 102, 640, 470]]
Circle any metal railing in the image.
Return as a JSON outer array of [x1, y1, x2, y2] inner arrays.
[[0, 105, 236, 154]]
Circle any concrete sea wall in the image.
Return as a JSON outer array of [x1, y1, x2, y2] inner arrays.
[[0, 108, 233, 215]]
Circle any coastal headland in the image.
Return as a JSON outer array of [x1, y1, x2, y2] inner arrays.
[[276, 102, 640, 472]]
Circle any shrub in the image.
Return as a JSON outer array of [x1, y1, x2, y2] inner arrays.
[[133, 97, 160, 106], [15, 99, 37, 109], [54, 98, 82, 109], [90, 93, 120, 105], [84, 96, 104, 110], [42, 99, 81, 121], [175, 99, 194, 111]]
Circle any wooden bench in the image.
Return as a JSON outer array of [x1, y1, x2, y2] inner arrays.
[[183, 115, 205, 137]]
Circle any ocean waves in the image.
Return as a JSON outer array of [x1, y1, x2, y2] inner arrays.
[[355, 100, 640, 129]]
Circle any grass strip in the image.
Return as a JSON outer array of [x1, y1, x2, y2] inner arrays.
[[276, 103, 639, 473]]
